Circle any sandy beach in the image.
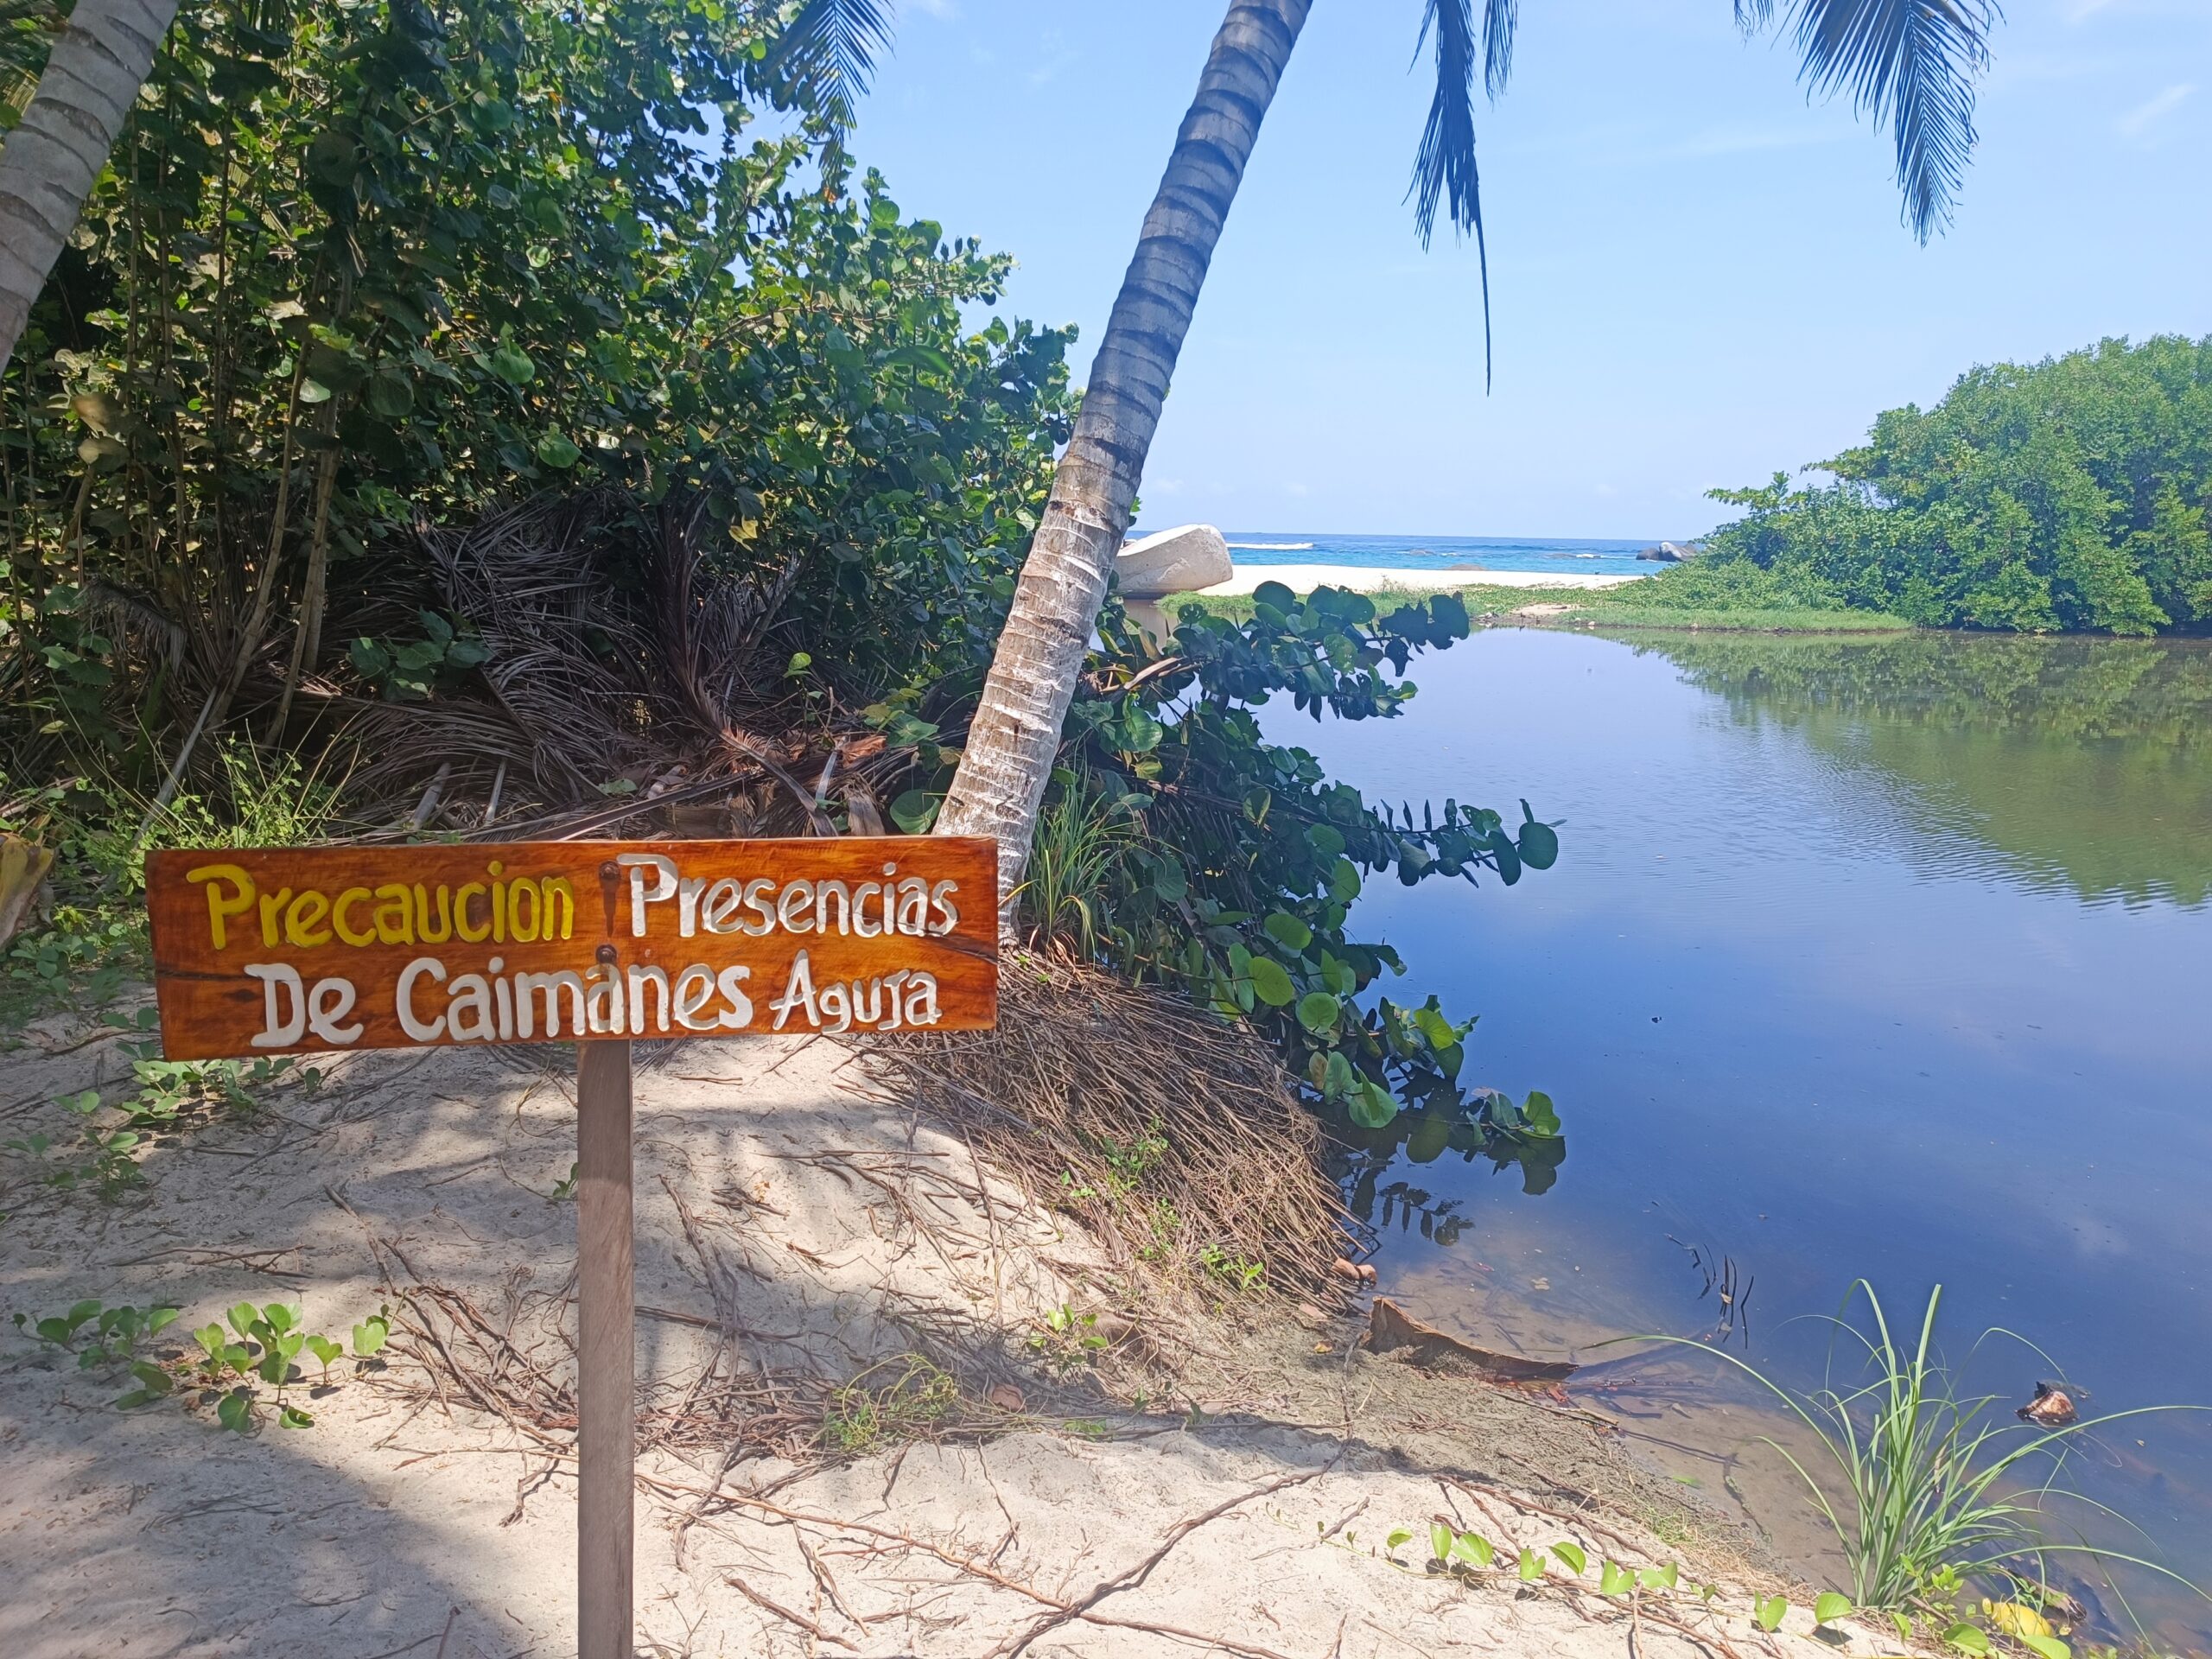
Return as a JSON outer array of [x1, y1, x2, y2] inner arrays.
[[1201, 563, 1649, 595]]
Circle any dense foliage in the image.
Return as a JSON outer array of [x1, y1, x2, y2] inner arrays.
[[1, 0, 1074, 789], [1704, 336, 2212, 635], [2, 0, 1558, 1154], [879, 582, 1567, 1169]]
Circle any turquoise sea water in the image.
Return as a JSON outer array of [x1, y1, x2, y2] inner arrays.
[[1214, 531, 1661, 579]]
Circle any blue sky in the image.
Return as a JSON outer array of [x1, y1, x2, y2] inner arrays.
[[848, 0, 2211, 539]]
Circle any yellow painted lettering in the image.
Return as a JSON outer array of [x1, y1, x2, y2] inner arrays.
[[333, 887, 376, 947], [258, 887, 294, 946], [413, 883, 453, 944], [283, 889, 331, 948], [454, 882, 492, 944], [506, 878, 540, 944], [372, 884, 415, 945], [186, 863, 255, 951], [539, 877, 575, 941]]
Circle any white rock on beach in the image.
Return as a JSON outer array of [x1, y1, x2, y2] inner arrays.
[[1113, 522, 1232, 597]]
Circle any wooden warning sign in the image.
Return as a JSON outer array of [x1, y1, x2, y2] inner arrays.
[[145, 837, 998, 1059]]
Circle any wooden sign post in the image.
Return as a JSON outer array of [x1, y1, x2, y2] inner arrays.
[[145, 836, 1000, 1658]]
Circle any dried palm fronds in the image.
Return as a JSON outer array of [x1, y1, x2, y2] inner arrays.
[[868, 955, 1354, 1305], [339, 490, 855, 830]]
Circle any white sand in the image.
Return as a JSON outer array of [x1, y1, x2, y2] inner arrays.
[[1201, 563, 1649, 596], [0, 1006, 1898, 1659]]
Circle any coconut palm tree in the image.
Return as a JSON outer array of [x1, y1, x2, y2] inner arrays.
[[0, 0, 177, 381], [931, 0, 2000, 920]]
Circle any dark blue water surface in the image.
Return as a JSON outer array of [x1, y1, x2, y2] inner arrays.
[[1269, 625, 2212, 1645]]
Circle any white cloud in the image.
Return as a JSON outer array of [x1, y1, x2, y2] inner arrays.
[[2065, 0, 2120, 21], [909, 0, 956, 16], [1285, 480, 1311, 498], [2117, 82, 2196, 140]]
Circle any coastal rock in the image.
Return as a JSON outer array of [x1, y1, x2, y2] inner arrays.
[[1637, 541, 1702, 563], [1114, 523, 1232, 598]]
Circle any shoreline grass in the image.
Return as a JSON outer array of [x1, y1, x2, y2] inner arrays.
[[1165, 583, 1917, 635]]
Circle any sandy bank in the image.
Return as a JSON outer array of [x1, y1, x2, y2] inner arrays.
[[0, 994, 1902, 1659], [1201, 563, 1649, 595]]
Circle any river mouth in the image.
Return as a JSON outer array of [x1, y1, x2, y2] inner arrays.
[[1277, 626, 2212, 1651]]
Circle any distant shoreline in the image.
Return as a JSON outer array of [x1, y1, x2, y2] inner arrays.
[[1201, 563, 1648, 595]]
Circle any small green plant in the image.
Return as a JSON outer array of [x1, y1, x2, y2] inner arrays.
[[550, 1161, 580, 1200], [182, 1301, 387, 1430], [1755, 1594, 1789, 1632], [1020, 767, 1144, 958], [347, 611, 490, 702], [817, 1356, 958, 1455], [1101, 1122, 1167, 1197], [15, 1300, 180, 1367], [12, 1294, 384, 1427], [1196, 1243, 1266, 1294], [352, 1310, 391, 1358], [1136, 1197, 1179, 1262], [1027, 1304, 1109, 1377], [111, 1052, 314, 1134], [1058, 1122, 1169, 1212], [5, 1095, 146, 1198], [1424, 1523, 1494, 1572]]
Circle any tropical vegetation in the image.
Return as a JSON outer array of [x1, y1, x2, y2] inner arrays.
[[0, 0, 1566, 1153], [1702, 336, 2212, 635], [934, 0, 2005, 900]]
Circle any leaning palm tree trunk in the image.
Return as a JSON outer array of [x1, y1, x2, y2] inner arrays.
[[0, 0, 179, 379], [937, 0, 1311, 919]]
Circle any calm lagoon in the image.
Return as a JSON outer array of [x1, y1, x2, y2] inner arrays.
[[1276, 626, 2212, 1644]]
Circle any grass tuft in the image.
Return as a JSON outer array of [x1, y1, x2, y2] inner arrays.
[[1631, 1281, 2209, 1615]]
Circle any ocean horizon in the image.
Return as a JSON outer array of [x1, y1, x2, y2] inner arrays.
[[1192, 531, 1665, 581]]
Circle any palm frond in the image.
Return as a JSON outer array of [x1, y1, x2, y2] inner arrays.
[[767, 0, 893, 126], [1409, 0, 1496, 386], [1745, 0, 1999, 242], [1481, 0, 1518, 101]]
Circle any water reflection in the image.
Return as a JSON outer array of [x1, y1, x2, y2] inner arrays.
[[1268, 626, 2212, 1649], [1642, 631, 2212, 908]]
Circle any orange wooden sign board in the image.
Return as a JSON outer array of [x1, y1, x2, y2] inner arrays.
[[145, 837, 999, 1059]]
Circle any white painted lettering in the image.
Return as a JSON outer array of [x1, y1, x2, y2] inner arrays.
[[618, 854, 679, 937], [245, 963, 307, 1048], [396, 957, 448, 1041]]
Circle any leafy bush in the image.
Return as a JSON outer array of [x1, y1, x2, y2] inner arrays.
[[878, 582, 1565, 1151], [1606, 557, 1855, 614], [1703, 335, 2212, 634], [2, 0, 1074, 791]]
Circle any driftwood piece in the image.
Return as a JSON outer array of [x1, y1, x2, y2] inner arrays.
[[1365, 1297, 1576, 1383]]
